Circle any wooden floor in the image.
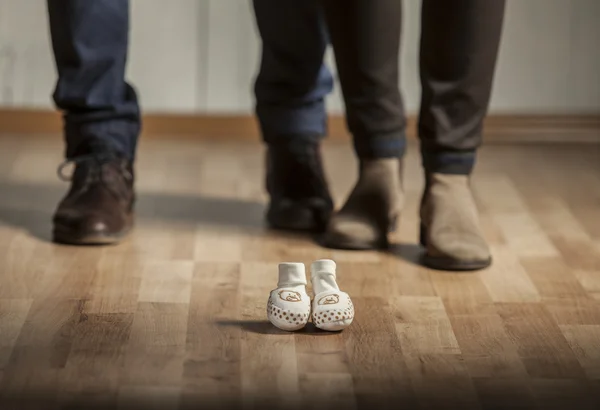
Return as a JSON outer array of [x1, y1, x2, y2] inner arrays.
[[0, 134, 599, 409]]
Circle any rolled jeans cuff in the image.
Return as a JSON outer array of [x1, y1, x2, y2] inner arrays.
[[421, 150, 476, 175]]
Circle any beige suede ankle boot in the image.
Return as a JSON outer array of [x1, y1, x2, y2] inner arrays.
[[420, 173, 491, 270], [321, 158, 404, 250]]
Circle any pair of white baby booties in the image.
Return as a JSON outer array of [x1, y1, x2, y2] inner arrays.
[[267, 259, 354, 332]]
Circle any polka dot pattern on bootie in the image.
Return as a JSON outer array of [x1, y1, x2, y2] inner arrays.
[[312, 294, 354, 327], [267, 298, 310, 327]]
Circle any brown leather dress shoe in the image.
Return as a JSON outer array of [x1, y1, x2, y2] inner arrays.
[[52, 153, 135, 245]]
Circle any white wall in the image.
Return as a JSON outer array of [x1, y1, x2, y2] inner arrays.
[[0, 0, 598, 115]]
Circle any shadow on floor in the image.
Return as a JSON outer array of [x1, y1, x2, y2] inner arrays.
[[215, 320, 337, 336], [386, 242, 425, 267], [0, 179, 428, 269], [215, 319, 288, 335], [0, 178, 268, 243]]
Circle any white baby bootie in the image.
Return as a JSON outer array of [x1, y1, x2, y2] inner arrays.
[[311, 259, 354, 331], [267, 262, 311, 331]]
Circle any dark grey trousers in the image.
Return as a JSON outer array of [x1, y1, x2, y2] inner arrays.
[[320, 0, 506, 173]]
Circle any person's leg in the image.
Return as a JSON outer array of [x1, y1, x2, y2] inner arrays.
[[253, 0, 334, 232], [48, 0, 139, 245], [319, 0, 405, 249], [418, 0, 506, 270], [48, 0, 140, 159]]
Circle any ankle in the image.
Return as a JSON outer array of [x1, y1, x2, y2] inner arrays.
[[69, 139, 127, 159], [421, 150, 475, 175]]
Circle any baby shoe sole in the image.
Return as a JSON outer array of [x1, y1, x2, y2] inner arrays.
[[315, 318, 353, 332]]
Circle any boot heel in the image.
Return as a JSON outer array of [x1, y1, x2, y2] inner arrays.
[[419, 223, 427, 247]]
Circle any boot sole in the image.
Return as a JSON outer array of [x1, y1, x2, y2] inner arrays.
[[319, 217, 397, 250], [52, 215, 133, 246], [419, 223, 491, 271], [267, 218, 323, 233], [266, 200, 332, 233], [319, 235, 389, 251], [52, 227, 131, 245]]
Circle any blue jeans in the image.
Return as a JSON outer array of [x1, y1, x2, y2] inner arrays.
[[48, 0, 140, 159], [47, 0, 404, 162], [252, 0, 332, 146], [252, 0, 406, 159]]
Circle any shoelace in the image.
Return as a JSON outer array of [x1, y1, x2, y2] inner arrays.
[[57, 153, 132, 199]]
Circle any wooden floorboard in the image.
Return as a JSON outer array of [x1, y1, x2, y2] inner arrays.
[[0, 135, 599, 409]]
